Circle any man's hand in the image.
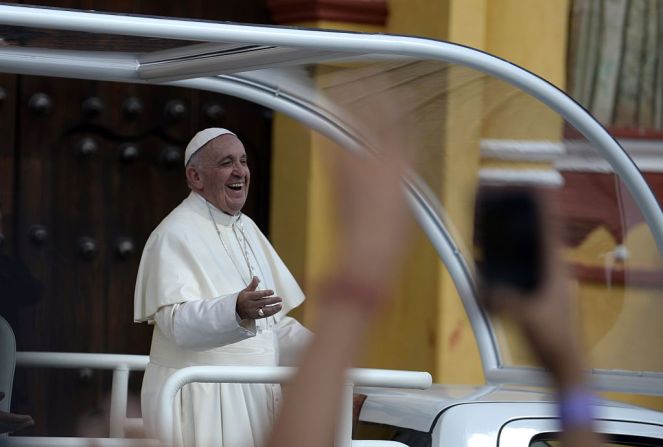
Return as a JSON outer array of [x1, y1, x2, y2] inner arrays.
[[477, 194, 582, 389], [236, 276, 282, 320], [476, 193, 601, 447], [0, 391, 34, 434]]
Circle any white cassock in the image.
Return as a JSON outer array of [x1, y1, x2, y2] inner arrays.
[[134, 192, 310, 447]]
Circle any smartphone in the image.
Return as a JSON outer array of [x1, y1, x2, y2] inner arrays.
[[474, 187, 543, 293]]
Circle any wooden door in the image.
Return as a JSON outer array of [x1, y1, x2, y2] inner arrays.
[[1, 0, 274, 436]]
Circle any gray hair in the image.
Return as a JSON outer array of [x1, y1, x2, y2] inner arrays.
[[185, 148, 204, 190]]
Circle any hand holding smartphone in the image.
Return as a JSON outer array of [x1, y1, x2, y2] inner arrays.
[[474, 187, 544, 294]]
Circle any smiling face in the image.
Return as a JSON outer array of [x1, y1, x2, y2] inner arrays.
[[185, 134, 250, 215]]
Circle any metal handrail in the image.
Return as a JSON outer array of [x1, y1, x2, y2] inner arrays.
[[156, 366, 432, 447], [16, 352, 149, 370], [16, 352, 149, 438], [16, 352, 430, 447]]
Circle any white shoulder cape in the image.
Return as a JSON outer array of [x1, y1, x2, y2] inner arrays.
[[134, 192, 304, 322]]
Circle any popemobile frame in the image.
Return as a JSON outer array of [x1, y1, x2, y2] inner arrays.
[[0, 3, 662, 447]]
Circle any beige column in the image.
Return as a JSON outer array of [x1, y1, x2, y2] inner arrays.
[[268, 1, 388, 327]]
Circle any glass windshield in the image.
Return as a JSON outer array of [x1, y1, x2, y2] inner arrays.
[[295, 57, 663, 379]]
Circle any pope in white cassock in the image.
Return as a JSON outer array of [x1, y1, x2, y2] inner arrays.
[[134, 128, 311, 447]]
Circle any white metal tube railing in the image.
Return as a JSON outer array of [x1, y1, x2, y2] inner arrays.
[[157, 366, 432, 447], [336, 384, 354, 447], [16, 352, 149, 438], [16, 353, 426, 447], [16, 352, 149, 370], [110, 366, 130, 438], [6, 438, 407, 447], [6, 438, 160, 447]]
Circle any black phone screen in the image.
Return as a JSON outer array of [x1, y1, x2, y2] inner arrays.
[[474, 188, 543, 293]]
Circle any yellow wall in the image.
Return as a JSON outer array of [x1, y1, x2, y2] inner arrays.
[[271, 0, 572, 385], [388, 0, 449, 39], [570, 225, 663, 410], [482, 0, 568, 141], [433, 0, 487, 384], [390, 0, 570, 384], [270, 116, 340, 324], [485, 0, 569, 89]]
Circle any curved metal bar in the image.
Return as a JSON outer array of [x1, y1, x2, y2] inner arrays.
[[0, 46, 138, 81]]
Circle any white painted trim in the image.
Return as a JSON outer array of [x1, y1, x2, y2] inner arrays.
[[479, 168, 564, 187], [480, 139, 565, 162], [558, 139, 663, 173]]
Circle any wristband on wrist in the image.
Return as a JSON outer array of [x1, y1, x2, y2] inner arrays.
[[558, 387, 596, 430], [318, 277, 386, 313]]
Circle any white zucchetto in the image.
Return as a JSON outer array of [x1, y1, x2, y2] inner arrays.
[[184, 128, 236, 166]]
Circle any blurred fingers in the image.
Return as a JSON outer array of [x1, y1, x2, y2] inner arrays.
[[249, 289, 275, 301], [259, 296, 282, 307], [244, 276, 260, 292]]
